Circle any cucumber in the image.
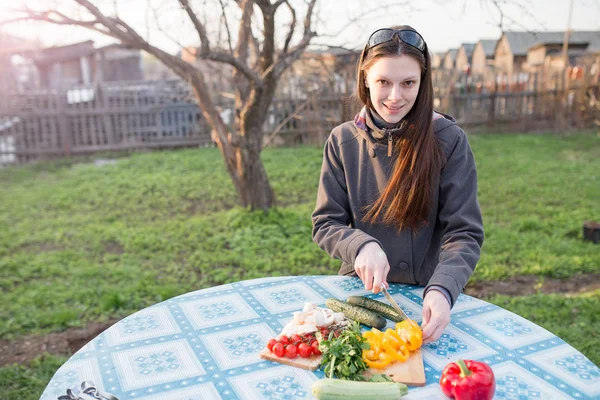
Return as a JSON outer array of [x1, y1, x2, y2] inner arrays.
[[312, 378, 408, 400], [325, 298, 386, 329], [346, 296, 403, 322]]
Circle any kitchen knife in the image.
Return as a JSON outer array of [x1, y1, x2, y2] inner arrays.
[[382, 286, 414, 323]]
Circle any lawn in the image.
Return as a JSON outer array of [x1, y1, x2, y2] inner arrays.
[[0, 132, 598, 399]]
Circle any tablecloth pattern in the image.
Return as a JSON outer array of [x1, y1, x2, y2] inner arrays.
[[41, 276, 600, 400]]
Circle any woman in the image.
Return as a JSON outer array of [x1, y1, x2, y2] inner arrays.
[[311, 26, 484, 343]]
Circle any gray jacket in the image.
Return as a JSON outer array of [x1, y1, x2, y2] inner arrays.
[[311, 111, 484, 306]]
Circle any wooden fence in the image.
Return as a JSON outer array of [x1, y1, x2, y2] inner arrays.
[[1, 72, 599, 166], [0, 80, 215, 165]]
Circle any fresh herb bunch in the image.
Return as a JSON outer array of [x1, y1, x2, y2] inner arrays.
[[318, 321, 371, 380]]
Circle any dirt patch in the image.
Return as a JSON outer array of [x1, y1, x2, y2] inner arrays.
[[16, 241, 66, 254], [465, 273, 600, 298], [0, 320, 118, 367], [103, 240, 124, 255]]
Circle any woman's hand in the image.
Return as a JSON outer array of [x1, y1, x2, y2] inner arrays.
[[421, 290, 451, 344], [354, 242, 390, 293]]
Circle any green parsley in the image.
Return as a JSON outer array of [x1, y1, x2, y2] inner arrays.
[[318, 321, 371, 380]]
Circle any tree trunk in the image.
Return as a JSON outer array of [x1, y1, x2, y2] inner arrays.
[[235, 136, 275, 210], [188, 72, 275, 211]]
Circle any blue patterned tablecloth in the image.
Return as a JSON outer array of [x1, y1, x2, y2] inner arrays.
[[41, 276, 599, 400]]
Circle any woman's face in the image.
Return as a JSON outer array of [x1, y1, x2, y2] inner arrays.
[[365, 55, 421, 124]]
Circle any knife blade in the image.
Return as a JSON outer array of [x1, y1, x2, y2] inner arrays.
[[382, 287, 414, 323]]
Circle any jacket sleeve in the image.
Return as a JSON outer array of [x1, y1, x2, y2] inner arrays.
[[424, 130, 484, 306], [311, 134, 381, 266]]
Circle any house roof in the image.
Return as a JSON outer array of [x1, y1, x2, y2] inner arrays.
[[502, 31, 600, 56], [479, 39, 497, 57], [30, 40, 95, 64], [446, 48, 458, 60], [460, 43, 476, 57]]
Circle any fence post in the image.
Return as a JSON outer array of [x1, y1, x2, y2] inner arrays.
[[56, 88, 71, 156], [488, 77, 497, 128]]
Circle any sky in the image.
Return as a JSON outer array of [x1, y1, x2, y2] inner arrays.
[[1, 0, 599, 54]]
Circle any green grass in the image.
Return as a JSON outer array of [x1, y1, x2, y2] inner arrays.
[[0, 133, 598, 398], [0, 355, 67, 400], [472, 133, 600, 281]]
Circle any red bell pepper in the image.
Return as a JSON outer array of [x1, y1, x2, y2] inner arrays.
[[440, 359, 495, 400]]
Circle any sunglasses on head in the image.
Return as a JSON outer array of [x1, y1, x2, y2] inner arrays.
[[366, 29, 426, 53]]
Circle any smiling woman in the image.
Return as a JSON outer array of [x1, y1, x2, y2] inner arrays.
[[364, 56, 421, 125], [311, 25, 484, 346]]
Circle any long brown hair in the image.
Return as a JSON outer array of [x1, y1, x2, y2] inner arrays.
[[358, 26, 444, 231]]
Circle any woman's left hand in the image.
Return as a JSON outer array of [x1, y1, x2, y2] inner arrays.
[[421, 290, 451, 344]]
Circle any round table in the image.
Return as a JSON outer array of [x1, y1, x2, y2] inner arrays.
[[41, 276, 599, 400]]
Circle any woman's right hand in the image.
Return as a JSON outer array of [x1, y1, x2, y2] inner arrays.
[[354, 242, 390, 293]]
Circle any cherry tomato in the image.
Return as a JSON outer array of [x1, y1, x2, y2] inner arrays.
[[290, 334, 303, 344], [285, 344, 298, 358], [272, 342, 285, 357], [298, 342, 313, 358], [279, 336, 290, 345], [311, 341, 322, 356], [305, 334, 315, 342], [267, 338, 277, 352]]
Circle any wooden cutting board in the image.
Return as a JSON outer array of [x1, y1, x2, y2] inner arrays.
[[364, 349, 426, 386], [259, 348, 322, 371], [260, 348, 425, 386]]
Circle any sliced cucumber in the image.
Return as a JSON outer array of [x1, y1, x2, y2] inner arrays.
[[325, 298, 387, 329], [346, 296, 403, 322]]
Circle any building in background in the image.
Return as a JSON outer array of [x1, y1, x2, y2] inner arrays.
[[0, 32, 40, 92], [15, 40, 143, 90], [471, 39, 497, 75], [494, 31, 600, 75], [95, 44, 143, 83], [431, 52, 444, 69], [142, 51, 178, 81], [283, 47, 360, 97], [526, 32, 600, 73], [455, 43, 476, 73], [442, 48, 457, 70]]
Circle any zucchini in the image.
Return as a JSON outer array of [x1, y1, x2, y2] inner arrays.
[[325, 298, 386, 329], [312, 378, 408, 400], [346, 296, 403, 322]]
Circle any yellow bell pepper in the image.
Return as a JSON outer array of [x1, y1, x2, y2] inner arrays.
[[364, 351, 395, 369], [381, 329, 410, 362], [363, 323, 421, 367], [395, 320, 423, 352], [363, 329, 383, 357]]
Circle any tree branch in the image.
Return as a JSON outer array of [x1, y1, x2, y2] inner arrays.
[[218, 0, 234, 54], [255, 0, 276, 72], [262, 96, 310, 148], [178, 0, 211, 54], [178, 0, 262, 87], [265, 0, 317, 79], [281, 0, 296, 54], [481, 0, 544, 31], [235, 0, 254, 64], [200, 51, 263, 87]]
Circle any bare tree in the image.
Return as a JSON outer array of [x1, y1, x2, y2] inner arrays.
[[3, 0, 325, 210]]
